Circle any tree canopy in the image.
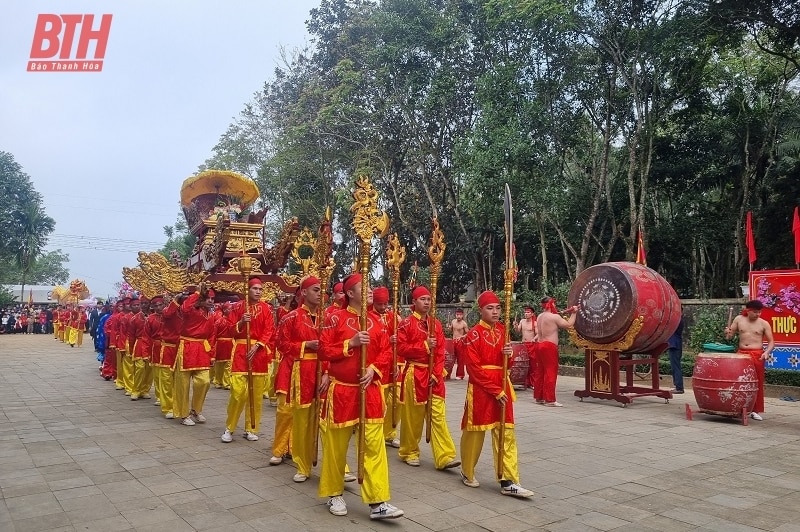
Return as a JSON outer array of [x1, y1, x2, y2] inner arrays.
[[199, 0, 800, 300], [0, 151, 62, 294]]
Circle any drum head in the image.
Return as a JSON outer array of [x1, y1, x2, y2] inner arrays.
[[569, 264, 636, 345]]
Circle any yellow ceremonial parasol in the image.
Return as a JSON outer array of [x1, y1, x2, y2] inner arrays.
[[179, 170, 260, 209]]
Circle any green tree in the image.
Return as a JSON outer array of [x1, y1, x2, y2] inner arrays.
[[0, 152, 57, 300], [0, 249, 70, 286]]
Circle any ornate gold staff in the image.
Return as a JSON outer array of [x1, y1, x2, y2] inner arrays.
[[386, 233, 406, 429], [425, 218, 445, 443], [499, 184, 514, 480], [237, 246, 256, 434], [312, 207, 334, 467], [351, 176, 389, 484]]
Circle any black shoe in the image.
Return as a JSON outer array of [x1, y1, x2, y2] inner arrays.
[[670, 389, 684, 394]]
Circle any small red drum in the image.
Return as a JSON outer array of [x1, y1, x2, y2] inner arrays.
[[509, 342, 530, 389], [692, 352, 757, 416], [444, 339, 456, 379]]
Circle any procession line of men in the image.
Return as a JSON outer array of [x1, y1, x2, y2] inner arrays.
[[92, 276, 536, 521], [52, 304, 87, 347]]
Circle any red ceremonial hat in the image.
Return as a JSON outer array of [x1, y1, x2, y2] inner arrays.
[[301, 276, 321, 290], [333, 282, 344, 294], [139, 297, 150, 304], [411, 286, 431, 300], [121, 297, 131, 304], [372, 286, 389, 304], [150, 296, 164, 304], [343, 273, 362, 293], [206, 288, 216, 299], [477, 290, 500, 308], [248, 277, 262, 288]]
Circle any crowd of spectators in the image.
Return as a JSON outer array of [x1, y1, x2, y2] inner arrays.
[[0, 305, 56, 334]]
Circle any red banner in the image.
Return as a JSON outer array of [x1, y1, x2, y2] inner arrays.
[[750, 269, 800, 370]]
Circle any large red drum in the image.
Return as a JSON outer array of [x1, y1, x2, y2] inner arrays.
[[692, 353, 757, 416], [568, 262, 681, 353], [444, 338, 456, 379], [509, 342, 530, 388]]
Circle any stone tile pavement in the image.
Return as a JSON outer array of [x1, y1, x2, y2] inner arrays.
[[2, 334, 800, 531]]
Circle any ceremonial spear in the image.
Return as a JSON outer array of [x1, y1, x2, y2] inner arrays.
[[386, 233, 406, 429], [425, 218, 445, 443], [351, 176, 389, 484], [312, 207, 334, 467], [498, 184, 514, 480]]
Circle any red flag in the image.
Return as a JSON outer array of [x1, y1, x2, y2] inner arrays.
[[793, 206, 800, 267], [745, 211, 756, 266], [635, 228, 647, 266]]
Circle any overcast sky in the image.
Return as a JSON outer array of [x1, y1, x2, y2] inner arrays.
[[0, 1, 319, 299]]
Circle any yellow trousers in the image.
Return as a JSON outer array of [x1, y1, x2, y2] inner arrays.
[[114, 350, 124, 388], [291, 403, 316, 476], [53, 324, 59, 339], [59, 326, 67, 342], [265, 360, 279, 399], [383, 383, 400, 441], [225, 373, 267, 433], [399, 393, 457, 468], [212, 360, 231, 389], [271, 393, 292, 456], [76, 329, 84, 347], [68, 327, 78, 346], [173, 361, 210, 419], [319, 422, 389, 504], [154, 366, 174, 415], [122, 354, 135, 394], [133, 358, 153, 397], [460, 427, 520, 484]]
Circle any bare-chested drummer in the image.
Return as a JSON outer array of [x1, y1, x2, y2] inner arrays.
[[725, 300, 775, 421], [515, 306, 538, 389], [534, 298, 577, 407], [450, 310, 470, 379]]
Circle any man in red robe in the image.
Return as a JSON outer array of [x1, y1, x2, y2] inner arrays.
[[222, 277, 276, 441], [460, 290, 533, 498], [317, 273, 404, 520], [174, 287, 217, 426], [396, 285, 460, 470]]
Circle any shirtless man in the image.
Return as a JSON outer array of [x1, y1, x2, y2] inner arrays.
[[534, 298, 577, 407], [725, 300, 775, 421], [514, 307, 537, 341], [515, 307, 537, 388], [449, 309, 470, 379]]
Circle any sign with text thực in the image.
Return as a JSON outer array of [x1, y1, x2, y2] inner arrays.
[[750, 269, 800, 370]]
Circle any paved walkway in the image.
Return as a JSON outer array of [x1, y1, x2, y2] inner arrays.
[[2, 334, 800, 531]]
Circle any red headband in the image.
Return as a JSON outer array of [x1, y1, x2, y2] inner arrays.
[[333, 282, 344, 294], [300, 276, 321, 290], [206, 289, 216, 299], [411, 286, 431, 300], [248, 277, 262, 288], [343, 274, 362, 293], [372, 286, 389, 304], [477, 290, 500, 307], [542, 298, 558, 313]]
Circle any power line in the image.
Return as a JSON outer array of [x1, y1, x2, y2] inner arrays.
[[51, 233, 165, 246], [46, 203, 177, 218], [43, 191, 180, 209]]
